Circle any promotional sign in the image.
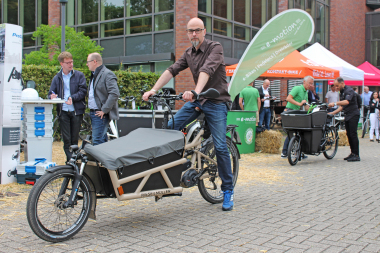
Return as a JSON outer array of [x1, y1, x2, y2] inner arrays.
[[0, 24, 23, 184], [228, 9, 315, 100]]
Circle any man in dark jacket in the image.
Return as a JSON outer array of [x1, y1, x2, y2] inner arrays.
[[258, 79, 274, 130], [48, 51, 87, 162], [86, 52, 119, 145]]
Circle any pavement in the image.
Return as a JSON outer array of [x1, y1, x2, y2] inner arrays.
[[1, 137, 380, 253]]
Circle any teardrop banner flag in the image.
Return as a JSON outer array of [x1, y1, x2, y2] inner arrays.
[[228, 9, 315, 100]]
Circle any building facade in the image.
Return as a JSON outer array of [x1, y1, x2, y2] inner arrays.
[[1, 0, 378, 98]]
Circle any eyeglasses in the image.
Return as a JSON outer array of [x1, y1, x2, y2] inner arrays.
[[186, 28, 204, 34], [63, 61, 73, 65], [86, 60, 94, 64]]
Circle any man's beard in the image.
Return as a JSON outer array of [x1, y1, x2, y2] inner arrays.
[[340, 87, 344, 93], [191, 39, 199, 48]]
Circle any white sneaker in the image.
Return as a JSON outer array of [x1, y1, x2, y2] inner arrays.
[[281, 153, 287, 158]]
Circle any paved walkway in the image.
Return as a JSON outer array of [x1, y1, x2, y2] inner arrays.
[[1, 138, 380, 252]]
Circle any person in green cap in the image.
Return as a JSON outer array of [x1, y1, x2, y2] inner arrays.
[[239, 82, 261, 126], [281, 75, 314, 158]]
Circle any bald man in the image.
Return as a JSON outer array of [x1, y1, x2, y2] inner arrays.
[[86, 52, 120, 145], [143, 18, 235, 211]]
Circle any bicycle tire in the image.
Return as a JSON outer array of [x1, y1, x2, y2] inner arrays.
[[198, 137, 239, 204], [287, 136, 301, 166], [26, 169, 93, 242], [323, 127, 338, 159], [361, 121, 368, 138]]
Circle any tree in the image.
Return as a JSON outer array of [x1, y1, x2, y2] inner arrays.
[[23, 25, 103, 68]]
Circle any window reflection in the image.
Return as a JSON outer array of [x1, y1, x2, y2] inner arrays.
[[101, 21, 123, 37], [126, 17, 152, 34], [252, 0, 263, 28], [234, 25, 249, 41], [315, 2, 324, 44], [155, 0, 174, 12], [214, 19, 231, 37], [127, 0, 152, 16], [127, 64, 151, 72], [155, 13, 174, 31], [23, 34, 35, 47], [6, 0, 18, 25], [234, 0, 248, 25], [198, 0, 211, 13], [78, 25, 99, 39], [23, 0, 36, 32], [214, 0, 230, 19], [155, 33, 174, 53], [101, 0, 124, 20], [199, 15, 211, 32], [78, 0, 99, 24], [126, 34, 152, 55]]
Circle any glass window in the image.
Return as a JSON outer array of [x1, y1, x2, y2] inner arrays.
[[100, 38, 124, 57], [22, 0, 36, 33], [252, 28, 259, 39], [126, 16, 152, 34], [66, 0, 74, 26], [101, 21, 123, 37], [4, 0, 18, 25], [371, 27, 380, 40], [213, 36, 232, 57], [199, 15, 212, 33], [214, 19, 232, 37], [325, 6, 329, 47], [252, 0, 263, 28], [126, 34, 152, 56], [234, 41, 248, 59], [78, 0, 99, 24], [268, 0, 276, 20], [315, 2, 325, 44], [78, 25, 99, 39], [214, 0, 231, 19], [294, 0, 304, 9], [0, 0, 2, 23], [198, 0, 211, 14], [234, 0, 249, 25], [154, 32, 174, 53], [371, 41, 380, 67], [305, 0, 314, 16], [155, 61, 174, 88], [23, 48, 35, 59], [155, 13, 174, 31], [155, 0, 174, 12], [234, 25, 249, 41], [101, 0, 124, 21], [23, 34, 35, 47], [127, 0, 152, 17], [127, 64, 151, 72]]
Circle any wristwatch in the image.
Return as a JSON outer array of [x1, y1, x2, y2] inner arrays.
[[334, 102, 337, 107]]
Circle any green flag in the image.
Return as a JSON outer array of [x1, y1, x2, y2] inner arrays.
[[228, 9, 315, 100]]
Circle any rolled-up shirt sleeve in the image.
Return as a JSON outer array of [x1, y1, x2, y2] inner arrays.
[[167, 53, 189, 77], [199, 43, 223, 78]]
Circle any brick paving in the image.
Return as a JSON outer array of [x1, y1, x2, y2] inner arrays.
[[1, 139, 380, 252]]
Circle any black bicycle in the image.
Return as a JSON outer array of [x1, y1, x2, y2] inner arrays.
[[281, 103, 339, 166]]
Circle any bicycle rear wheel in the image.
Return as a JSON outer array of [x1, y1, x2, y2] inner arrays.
[[198, 137, 239, 204], [287, 135, 301, 166]]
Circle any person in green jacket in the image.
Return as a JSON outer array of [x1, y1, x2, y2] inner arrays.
[[239, 82, 261, 126]]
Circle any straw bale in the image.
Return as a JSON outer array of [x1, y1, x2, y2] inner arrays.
[[338, 130, 349, 146], [255, 130, 283, 154]]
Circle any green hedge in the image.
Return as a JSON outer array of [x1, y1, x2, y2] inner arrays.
[[22, 65, 160, 108]]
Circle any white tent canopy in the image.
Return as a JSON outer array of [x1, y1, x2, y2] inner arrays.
[[301, 43, 364, 81]]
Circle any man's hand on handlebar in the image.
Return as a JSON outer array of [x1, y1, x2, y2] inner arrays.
[[142, 90, 156, 101], [183, 91, 194, 102], [300, 100, 307, 106]]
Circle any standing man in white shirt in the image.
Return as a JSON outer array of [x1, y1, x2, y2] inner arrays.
[[325, 85, 340, 112]]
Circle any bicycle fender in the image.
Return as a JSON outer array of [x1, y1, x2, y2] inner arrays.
[[227, 125, 242, 145], [47, 165, 74, 173]]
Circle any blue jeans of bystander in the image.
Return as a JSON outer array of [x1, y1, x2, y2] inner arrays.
[[90, 111, 110, 146]]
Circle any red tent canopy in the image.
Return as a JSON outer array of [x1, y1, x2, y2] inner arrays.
[[328, 61, 380, 86], [226, 50, 339, 79]]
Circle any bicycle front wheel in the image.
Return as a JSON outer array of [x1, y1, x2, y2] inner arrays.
[[323, 127, 338, 159], [287, 135, 301, 166], [26, 168, 93, 242], [198, 137, 239, 204]]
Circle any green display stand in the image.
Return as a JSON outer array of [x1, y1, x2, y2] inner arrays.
[[227, 110, 257, 154]]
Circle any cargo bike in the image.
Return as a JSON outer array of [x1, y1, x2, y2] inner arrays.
[[281, 103, 339, 166], [26, 89, 241, 242]]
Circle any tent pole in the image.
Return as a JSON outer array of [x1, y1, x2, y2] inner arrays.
[[362, 80, 365, 126]]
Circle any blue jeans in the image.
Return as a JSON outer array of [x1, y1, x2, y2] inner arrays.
[[168, 101, 234, 191], [90, 111, 110, 146], [259, 107, 271, 130]]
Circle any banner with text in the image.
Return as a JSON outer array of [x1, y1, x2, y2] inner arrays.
[[228, 9, 315, 100]]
